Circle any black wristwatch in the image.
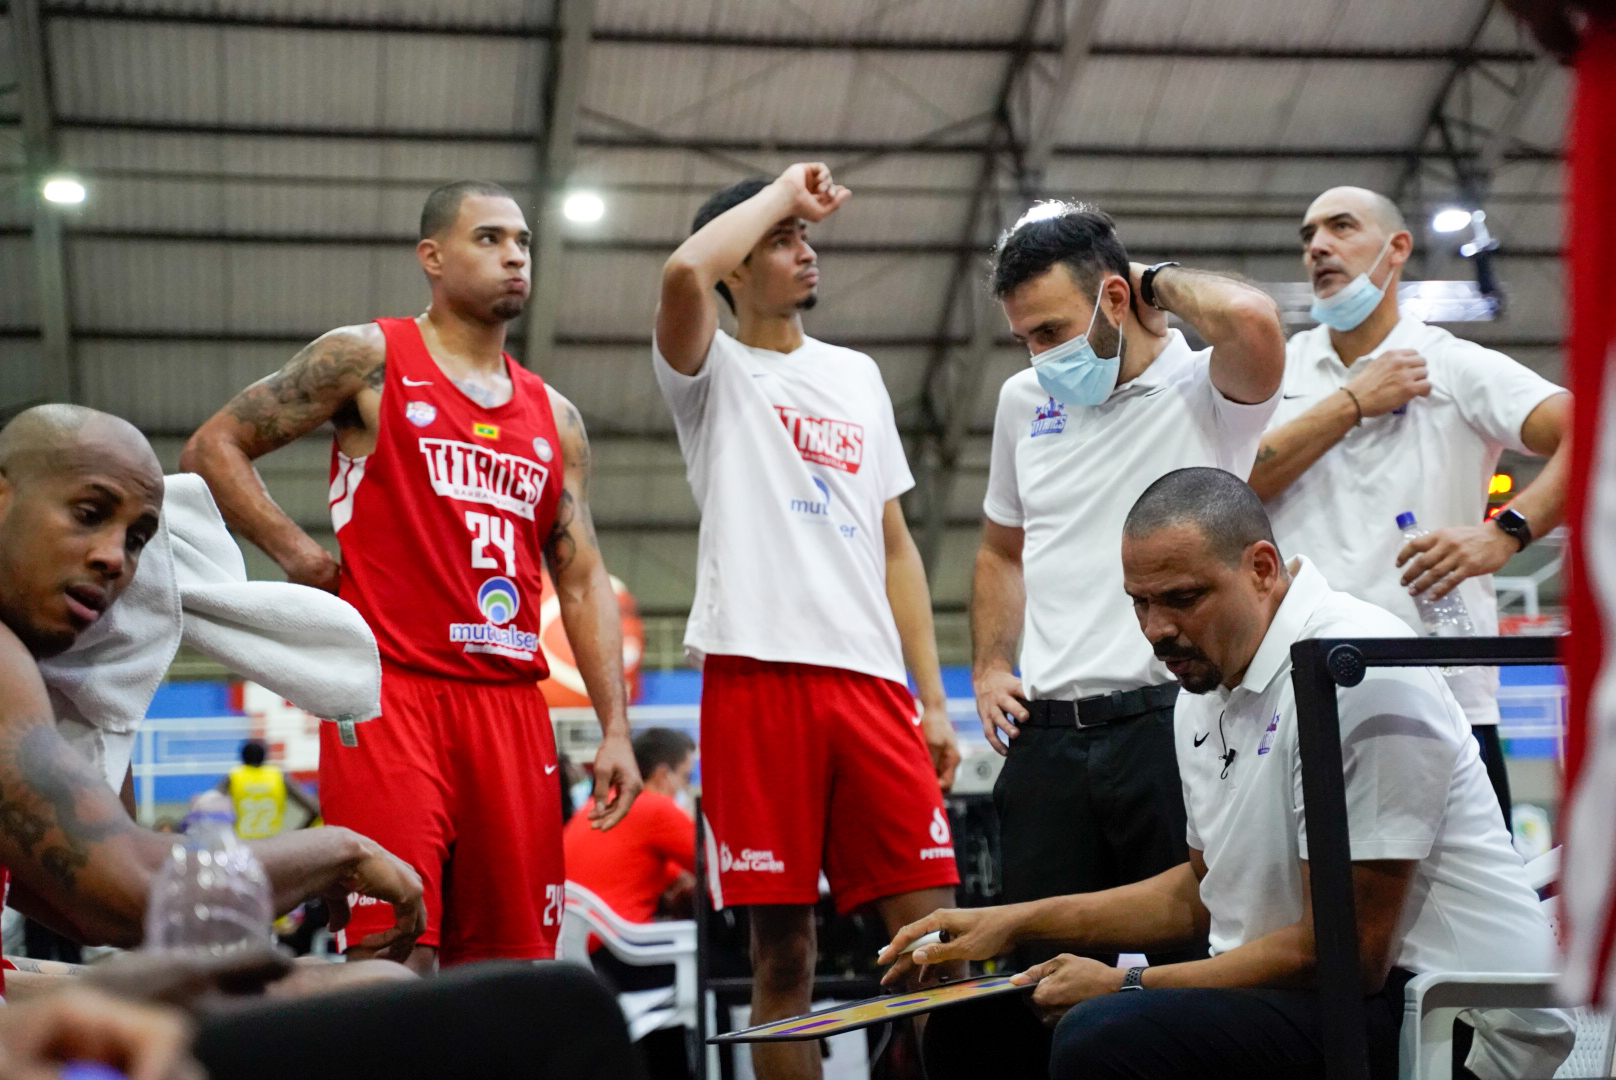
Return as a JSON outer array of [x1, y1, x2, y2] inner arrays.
[[1139, 261, 1180, 310], [1493, 508, 1532, 552], [1119, 966, 1148, 992]]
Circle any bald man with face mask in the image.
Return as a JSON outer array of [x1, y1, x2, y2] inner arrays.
[[1247, 186, 1573, 825]]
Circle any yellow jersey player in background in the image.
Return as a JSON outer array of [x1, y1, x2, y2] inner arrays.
[[217, 739, 322, 840]]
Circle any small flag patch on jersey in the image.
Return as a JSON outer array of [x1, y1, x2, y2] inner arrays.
[[473, 422, 500, 440]]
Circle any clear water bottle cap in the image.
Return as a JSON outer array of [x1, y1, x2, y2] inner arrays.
[[182, 809, 234, 832], [1396, 512, 1417, 529]]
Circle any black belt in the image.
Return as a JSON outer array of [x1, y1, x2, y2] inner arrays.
[[1020, 681, 1180, 730]]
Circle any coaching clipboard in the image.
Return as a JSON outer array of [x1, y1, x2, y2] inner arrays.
[[708, 976, 1033, 1043]]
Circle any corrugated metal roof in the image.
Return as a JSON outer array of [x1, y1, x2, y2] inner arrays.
[[1099, 0, 1489, 50], [53, 0, 555, 31], [592, 0, 1022, 42], [0, 238, 40, 328], [51, 21, 547, 133]]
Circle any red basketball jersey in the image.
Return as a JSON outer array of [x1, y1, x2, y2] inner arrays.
[[329, 317, 564, 682]]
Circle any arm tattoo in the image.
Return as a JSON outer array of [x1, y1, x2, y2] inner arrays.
[[1254, 444, 1278, 464], [542, 402, 600, 575], [453, 378, 503, 409], [224, 330, 383, 450], [0, 723, 132, 893]]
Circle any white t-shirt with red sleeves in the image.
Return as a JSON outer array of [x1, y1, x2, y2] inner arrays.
[[653, 329, 913, 684]]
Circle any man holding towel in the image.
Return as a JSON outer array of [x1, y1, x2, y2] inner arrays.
[[0, 404, 426, 965]]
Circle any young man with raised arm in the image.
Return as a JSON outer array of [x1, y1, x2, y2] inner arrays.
[[655, 163, 960, 1080]]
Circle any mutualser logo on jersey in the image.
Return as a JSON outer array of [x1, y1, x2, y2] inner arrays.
[[418, 438, 549, 520], [449, 575, 539, 661], [773, 406, 865, 474]]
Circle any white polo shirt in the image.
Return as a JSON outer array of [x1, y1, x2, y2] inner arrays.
[[653, 329, 912, 684], [1266, 319, 1566, 725], [984, 331, 1278, 699], [1176, 557, 1569, 1079]]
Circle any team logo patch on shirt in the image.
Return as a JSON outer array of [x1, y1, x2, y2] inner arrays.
[[1258, 713, 1280, 756], [773, 406, 865, 474], [448, 576, 537, 661], [473, 422, 500, 440], [405, 401, 437, 428], [533, 436, 553, 463], [1030, 397, 1067, 437]]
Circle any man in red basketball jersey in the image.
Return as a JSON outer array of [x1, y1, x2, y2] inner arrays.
[[184, 181, 641, 972]]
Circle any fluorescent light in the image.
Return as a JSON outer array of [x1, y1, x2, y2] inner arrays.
[[1431, 207, 1472, 234], [562, 191, 605, 223], [42, 177, 86, 204]]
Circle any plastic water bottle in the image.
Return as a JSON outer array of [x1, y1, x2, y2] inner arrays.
[[144, 806, 273, 954], [1397, 512, 1478, 677], [1396, 512, 1477, 637]]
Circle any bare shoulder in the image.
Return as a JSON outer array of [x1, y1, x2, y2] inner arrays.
[[0, 620, 52, 728], [545, 385, 589, 451]]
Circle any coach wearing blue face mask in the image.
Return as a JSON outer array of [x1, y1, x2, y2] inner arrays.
[[1249, 186, 1572, 828], [931, 204, 1285, 1079]]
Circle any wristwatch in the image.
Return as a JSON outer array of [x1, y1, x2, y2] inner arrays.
[[1493, 508, 1532, 552], [1119, 966, 1148, 992], [1139, 262, 1180, 311]]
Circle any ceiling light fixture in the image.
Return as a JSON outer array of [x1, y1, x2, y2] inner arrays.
[[42, 176, 86, 204], [1431, 207, 1472, 234], [562, 191, 605, 223]]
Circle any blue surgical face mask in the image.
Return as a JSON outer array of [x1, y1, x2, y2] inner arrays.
[[1029, 284, 1122, 407], [1309, 236, 1394, 332]]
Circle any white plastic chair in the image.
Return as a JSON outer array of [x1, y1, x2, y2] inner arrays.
[[1399, 848, 1616, 1079], [557, 880, 698, 1043]]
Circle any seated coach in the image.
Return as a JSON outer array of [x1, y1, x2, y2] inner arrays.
[[884, 468, 1569, 1080]]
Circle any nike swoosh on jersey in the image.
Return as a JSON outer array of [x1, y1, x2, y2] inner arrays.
[[402, 377, 433, 386], [544, 764, 558, 774], [1193, 732, 1210, 747], [1282, 392, 1306, 399]]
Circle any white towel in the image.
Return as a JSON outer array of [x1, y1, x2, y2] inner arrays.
[[42, 473, 380, 787]]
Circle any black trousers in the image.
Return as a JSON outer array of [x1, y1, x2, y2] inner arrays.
[[194, 961, 645, 1080], [1473, 725, 1514, 831], [924, 706, 1206, 1080], [1047, 968, 1418, 1080], [994, 705, 1206, 969]]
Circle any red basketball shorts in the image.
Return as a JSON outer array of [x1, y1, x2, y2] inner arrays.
[[318, 664, 564, 965], [699, 655, 959, 914]]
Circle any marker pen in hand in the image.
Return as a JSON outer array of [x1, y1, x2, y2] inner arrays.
[[878, 929, 948, 963]]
